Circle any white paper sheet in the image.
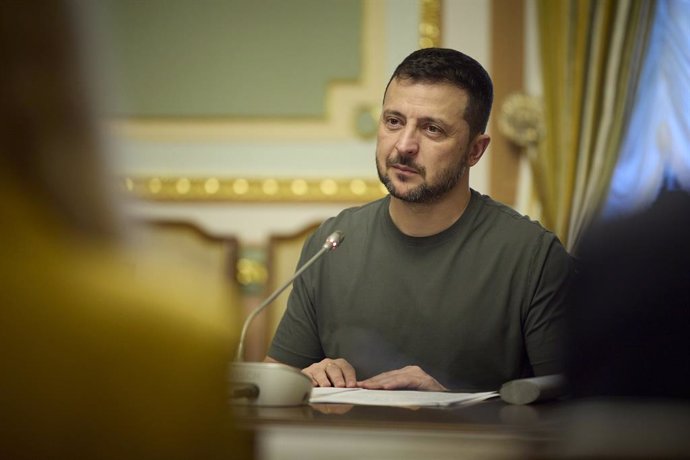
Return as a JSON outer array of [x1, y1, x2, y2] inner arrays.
[[309, 387, 498, 407]]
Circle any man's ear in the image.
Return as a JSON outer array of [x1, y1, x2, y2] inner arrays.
[[467, 134, 490, 167]]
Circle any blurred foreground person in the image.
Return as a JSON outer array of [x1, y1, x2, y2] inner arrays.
[[558, 190, 690, 458], [0, 1, 248, 458]]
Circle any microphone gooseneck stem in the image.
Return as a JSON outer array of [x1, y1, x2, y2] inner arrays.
[[234, 244, 331, 362]]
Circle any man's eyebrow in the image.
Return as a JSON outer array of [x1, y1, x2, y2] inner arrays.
[[382, 110, 450, 127], [382, 109, 405, 118], [417, 116, 450, 127]]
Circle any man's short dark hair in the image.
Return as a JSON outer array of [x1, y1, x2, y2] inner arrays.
[[386, 48, 494, 138]]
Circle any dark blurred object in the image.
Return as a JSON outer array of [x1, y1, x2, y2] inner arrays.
[[555, 399, 690, 459], [550, 191, 690, 459], [566, 190, 690, 399]]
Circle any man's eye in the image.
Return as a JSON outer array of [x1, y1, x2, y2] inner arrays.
[[426, 125, 443, 135], [385, 118, 402, 127]]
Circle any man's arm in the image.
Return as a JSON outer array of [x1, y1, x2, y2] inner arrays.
[[266, 227, 330, 369], [265, 227, 351, 386], [524, 233, 575, 376]]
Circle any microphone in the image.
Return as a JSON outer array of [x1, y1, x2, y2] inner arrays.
[[499, 374, 566, 405], [230, 230, 344, 406]]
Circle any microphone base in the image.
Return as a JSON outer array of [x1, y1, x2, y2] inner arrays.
[[229, 362, 312, 407]]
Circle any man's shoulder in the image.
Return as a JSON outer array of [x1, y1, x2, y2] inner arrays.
[[339, 196, 387, 218], [320, 197, 387, 229], [307, 197, 388, 246], [472, 191, 555, 241], [472, 191, 572, 275]]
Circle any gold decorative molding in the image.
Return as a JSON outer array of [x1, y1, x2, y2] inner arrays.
[[122, 176, 387, 203], [419, 0, 442, 48], [236, 255, 268, 293]]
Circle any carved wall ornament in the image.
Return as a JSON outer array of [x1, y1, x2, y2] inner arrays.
[[497, 92, 544, 149]]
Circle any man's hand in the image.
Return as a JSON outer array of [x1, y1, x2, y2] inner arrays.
[[302, 358, 357, 388], [357, 366, 447, 391]]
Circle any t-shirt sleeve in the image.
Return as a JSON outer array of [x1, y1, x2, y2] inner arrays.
[[523, 232, 574, 376], [266, 230, 327, 369]]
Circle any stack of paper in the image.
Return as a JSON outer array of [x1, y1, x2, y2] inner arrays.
[[309, 387, 498, 407]]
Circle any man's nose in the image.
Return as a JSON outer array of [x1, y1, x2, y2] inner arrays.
[[395, 126, 419, 156]]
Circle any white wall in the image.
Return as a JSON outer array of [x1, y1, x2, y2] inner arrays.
[[443, 0, 492, 196]]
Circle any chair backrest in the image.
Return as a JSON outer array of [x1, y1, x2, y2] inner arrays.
[[129, 219, 241, 312]]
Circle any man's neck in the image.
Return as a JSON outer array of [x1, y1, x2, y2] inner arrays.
[[388, 186, 472, 237]]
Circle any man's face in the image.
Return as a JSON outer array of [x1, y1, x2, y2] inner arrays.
[[376, 78, 475, 204]]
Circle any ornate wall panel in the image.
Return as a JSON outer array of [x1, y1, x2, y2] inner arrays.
[[105, 0, 386, 141]]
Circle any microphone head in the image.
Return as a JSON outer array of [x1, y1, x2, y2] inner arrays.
[[323, 231, 345, 250]]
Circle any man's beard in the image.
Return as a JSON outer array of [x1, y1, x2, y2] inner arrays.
[[377, 154, 468, 204]]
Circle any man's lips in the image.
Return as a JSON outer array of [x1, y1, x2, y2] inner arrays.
[[391, 164, 419, 175]]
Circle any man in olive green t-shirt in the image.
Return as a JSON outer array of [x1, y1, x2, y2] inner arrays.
[[266, 48, 573, 391]]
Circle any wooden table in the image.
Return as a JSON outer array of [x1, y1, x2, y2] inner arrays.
[[234, 398, 569, 460]]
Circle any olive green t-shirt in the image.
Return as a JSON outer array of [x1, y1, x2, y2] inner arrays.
[[268, 190, 573, 390]]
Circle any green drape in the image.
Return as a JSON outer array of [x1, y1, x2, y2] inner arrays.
[[534, 0, 655, 251]]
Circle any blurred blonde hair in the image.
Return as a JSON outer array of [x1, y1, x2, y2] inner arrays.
[[0, 0, 119, 239], [0, 2, 248, 457]]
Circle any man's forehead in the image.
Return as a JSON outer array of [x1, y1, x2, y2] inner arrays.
[[385, 77, 467, 99], [383, 78, 468, 119]]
